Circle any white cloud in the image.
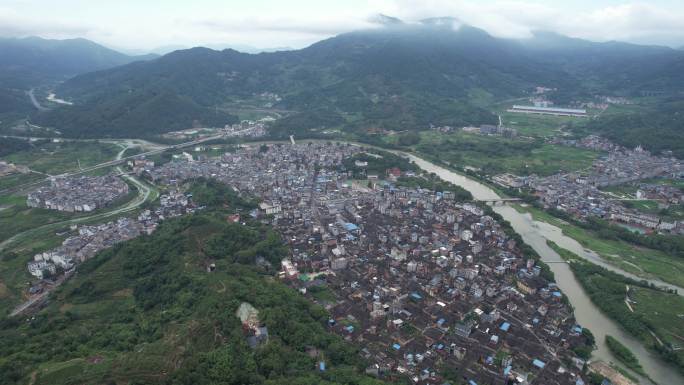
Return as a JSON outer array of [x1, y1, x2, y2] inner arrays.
[[387, 1, 684, 45], [0, 7, 94, 38], [565, 3, 684, 43], [0, 1, 683, 50], [188, 15, 376, 36]]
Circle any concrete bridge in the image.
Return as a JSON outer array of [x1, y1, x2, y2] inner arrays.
[[477, 198, 523, 204]]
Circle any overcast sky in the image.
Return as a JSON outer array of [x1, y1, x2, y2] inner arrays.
[[1, 0, 683, 52]]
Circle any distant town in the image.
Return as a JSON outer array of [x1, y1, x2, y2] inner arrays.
[[493, 136, 683, 234]]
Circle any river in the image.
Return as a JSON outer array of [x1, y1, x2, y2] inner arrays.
[[405, 153, 683, 385]]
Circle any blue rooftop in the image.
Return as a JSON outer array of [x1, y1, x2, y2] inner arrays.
[[345, 325, 354, 333], [344, 223, 359, 231], [392, 343, 401, 350], [469, 380, 478, 385], [532, 359, 546, 369], [553, 291, 563, 297], [500, 322, 511, 332], [504, 365, 512, 375], [410, 292, 423, 300]]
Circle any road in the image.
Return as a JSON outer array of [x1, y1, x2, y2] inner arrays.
[[0, 133, 228, 196], [0, 174, 154, 253], [27, 88, 48, 112], [0, 135, 166, 151], [9, 273, 70, 317], [113, 143, 157, 208], [0, 144, 157, 254], [1, 132, 253, 251], [5, 144, 159, 316]]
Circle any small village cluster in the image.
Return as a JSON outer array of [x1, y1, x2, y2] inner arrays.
[[495, 136, 683, 233], [160, 119, 268, 141], [477, 124, 518, 138], [222, 119, 269, 137], [26, 190, 194, 280], [143, 143, 591, 385], [26, 175, 129, 212], [434, 124, 518, 138], [0, 160, 29, 177]]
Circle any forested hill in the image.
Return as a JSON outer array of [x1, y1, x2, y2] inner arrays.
[[515, 31, 684, 104], [0, 36, 158, 129], [32, 18, 684, 138], [0, 36, 156, 88], [0, 180, 387, 385], [583, 98, 684, 158]]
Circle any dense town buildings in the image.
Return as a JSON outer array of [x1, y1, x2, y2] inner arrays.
[[142, 143, 590, 385], [27, 175, 129, 212], [23, 143, 593, 384], [26, 190, 195, 279]]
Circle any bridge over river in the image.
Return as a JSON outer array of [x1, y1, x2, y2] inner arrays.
[[477, 197, 522, 204]]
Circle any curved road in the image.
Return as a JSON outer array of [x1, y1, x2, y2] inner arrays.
[[0, 134, 226, 196], [27, 88, 48, 112], [0, 144, 156, 253]]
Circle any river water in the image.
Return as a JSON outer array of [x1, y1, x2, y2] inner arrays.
[[406, 154, 684, 385]]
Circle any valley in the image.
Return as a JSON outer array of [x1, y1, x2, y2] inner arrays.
[[1, 9, 683, 385]]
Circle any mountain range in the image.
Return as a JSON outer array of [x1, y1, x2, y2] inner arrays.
[[0, 36, 158, 124], [122, 44, 294, 56], [0, 36, 156, 88], [6, 17, 684, 142]]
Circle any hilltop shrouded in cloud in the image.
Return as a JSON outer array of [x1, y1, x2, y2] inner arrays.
[[0, 1, 683, 52]]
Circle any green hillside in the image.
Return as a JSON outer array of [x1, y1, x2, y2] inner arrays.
[[39, 89, 238, 138], [0, 36, 156, 89], [0, 181, 386, 385], [23, 20, 684, 149], [581, 98, 684, 157]]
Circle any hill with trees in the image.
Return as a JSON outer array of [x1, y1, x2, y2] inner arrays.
[[0, 36, 156, 89], [0, 36, 158, 130], [581, 98, 684, 157], [0, 181, 388, 385]]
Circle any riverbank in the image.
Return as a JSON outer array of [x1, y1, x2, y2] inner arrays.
[[399, 151, 684, 385], [547, 240, 684, 378], [511, 203, 684, 291], [606, 335, 647, 377]]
